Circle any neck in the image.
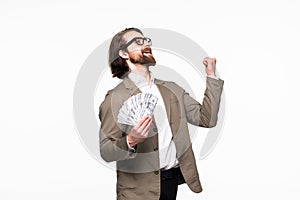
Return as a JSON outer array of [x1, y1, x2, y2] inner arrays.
[[128, 63, 151, 83]]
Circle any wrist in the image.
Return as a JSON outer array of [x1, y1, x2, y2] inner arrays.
[[206, 71, 215, 76], [127, 135, 137, 147], [207, 74, 219, 80]]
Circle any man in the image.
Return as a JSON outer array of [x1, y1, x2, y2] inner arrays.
[[99, 27, 224, 200]]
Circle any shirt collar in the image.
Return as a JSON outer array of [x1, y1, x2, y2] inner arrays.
[[127, 71, 155, 88]]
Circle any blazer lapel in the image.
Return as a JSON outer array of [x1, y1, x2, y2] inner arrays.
[[123, 76, 142, 96], [154, 79, 171, 121], [155, 79, 179, 136], [155, 79, 182, 138]]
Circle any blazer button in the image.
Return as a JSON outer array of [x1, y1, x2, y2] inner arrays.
[[153, 147, 158, 151], [154, 170, 159, 175], [153, 127, 157, 132]]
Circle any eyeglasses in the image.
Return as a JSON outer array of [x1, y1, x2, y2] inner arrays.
[[123, 37, 152, 49]]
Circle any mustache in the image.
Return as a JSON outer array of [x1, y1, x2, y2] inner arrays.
[[141, 47, 152, 54]]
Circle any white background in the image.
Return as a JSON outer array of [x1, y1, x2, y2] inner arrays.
[[1, 0, 300, 199]]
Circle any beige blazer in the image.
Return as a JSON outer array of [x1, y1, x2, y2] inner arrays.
[[99, 76, 224, 200]]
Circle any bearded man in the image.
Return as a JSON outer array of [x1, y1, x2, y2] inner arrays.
[[99, 28, 224, 200]]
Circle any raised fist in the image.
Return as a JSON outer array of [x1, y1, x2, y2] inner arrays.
[[203, 57, 217, 76]]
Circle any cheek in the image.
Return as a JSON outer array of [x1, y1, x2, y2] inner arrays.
[[128, 51, 142, 60], [128, 52, 141, 62], [127, 45, 142, 53]]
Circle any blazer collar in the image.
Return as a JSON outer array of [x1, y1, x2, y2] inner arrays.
[[123, 75, 138, 90], [123, 73, 166, 90]]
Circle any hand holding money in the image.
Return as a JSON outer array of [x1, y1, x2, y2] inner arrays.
[[127, 116, 153, 147]]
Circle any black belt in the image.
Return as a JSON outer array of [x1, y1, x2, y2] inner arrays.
[[160, 167, 185, 183]]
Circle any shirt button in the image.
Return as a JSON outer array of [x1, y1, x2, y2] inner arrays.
[[154, 171, 159, 175], [153, 127, 157, 132]]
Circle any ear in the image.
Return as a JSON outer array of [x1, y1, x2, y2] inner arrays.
[[119, 50, 129, 59]]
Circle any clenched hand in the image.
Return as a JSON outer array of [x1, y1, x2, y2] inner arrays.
[[203, 57, 217, 76]]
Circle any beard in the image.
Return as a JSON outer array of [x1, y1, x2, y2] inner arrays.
[[128, 47, 156, 66]]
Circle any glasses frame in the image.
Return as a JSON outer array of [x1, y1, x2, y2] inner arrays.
[[123, 37, 152, 50]]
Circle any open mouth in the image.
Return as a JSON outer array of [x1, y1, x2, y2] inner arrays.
[[142, 48, 152, 55]]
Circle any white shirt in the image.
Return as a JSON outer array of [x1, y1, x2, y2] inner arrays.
[[126, 72, 219, 169], [127, 72, 178, 170]]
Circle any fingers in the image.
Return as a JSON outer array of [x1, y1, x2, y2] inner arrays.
[[131, 116, 152, 138], [211, 57, 217, 64], [140, 117, 153, 136], [203, 57, 208, 66], [137, 116, 152, 135], [203, 57, 217, 66], [136, 115, 150, 127]]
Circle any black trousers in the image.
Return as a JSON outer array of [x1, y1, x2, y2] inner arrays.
[[159, 167, 185, 200]]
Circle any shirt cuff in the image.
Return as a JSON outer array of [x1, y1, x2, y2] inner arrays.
[[126, 136, 136, 152], [207, 74, 219, 80]]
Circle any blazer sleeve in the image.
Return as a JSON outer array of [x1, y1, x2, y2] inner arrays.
[[99, 90, 137, 162], [183, 77, 224, 127]]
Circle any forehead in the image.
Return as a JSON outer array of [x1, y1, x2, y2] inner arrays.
[[123, 31, 144, 43]]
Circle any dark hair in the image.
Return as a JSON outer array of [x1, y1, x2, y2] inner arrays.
[[108, 28, 143, 79]]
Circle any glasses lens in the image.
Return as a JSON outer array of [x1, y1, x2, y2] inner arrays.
[[135, 38, 144, 45], [145, 38, 152, 45], [123, 37, 152, 50], [135, 37, 152, 46]]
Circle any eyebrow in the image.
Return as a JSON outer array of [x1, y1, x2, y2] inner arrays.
[[126, 35, 143, 42]]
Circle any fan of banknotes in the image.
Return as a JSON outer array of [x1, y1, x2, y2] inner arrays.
[[117, 93, 158, 126]]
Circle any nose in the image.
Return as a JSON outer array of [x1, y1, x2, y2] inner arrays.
[[143, 44, 151, 48]]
